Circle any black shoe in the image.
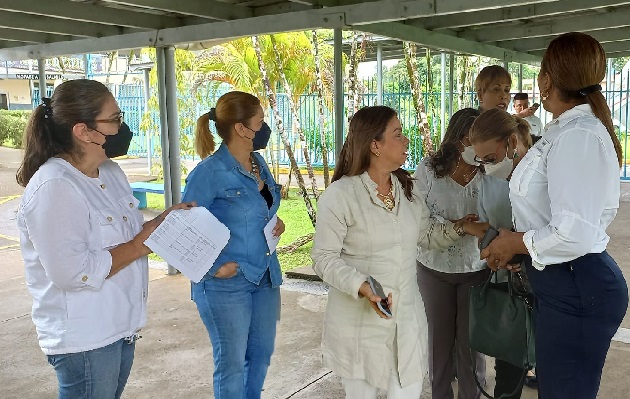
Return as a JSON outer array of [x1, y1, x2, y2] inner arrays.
[[524, 375, 538, 389]]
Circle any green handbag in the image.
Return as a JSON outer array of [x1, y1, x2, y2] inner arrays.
[[469, 270, 536, 398], [469, 270, 535, 368]]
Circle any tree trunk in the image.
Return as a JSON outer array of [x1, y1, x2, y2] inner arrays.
[[252, 35, 317, 226], [404, 42, 435, 157], [121, 50, 135, 85], [311, 30, 330, 188], [347, 31, 360, 121], [458, 56, 469, 109], [277, 233, 314, 254], [105, 51, 118, 85], [270, 35, 319, 199]]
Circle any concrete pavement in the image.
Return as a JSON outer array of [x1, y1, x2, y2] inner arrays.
[[1, 148, 630, 398]]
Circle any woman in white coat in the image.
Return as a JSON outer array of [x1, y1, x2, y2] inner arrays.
[[311, 106, 489, 399]]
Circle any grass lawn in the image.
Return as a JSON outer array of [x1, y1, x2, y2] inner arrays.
[[145, 190, 315, 272]]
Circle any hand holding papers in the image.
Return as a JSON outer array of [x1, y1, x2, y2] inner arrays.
[[144, 207, 230, 283], [263, 214, 281, 254]]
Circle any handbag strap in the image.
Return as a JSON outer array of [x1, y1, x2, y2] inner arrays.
[[471, 350, 528, 399], [525, 298, 536, 369]]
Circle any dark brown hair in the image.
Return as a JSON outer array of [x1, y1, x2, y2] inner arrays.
[[195, 91, 261, 158], [332, 106, 414, 200], [16, 79, 113, 187], [428, 108, 480, 178], [540, 32, 623, 167], [469, 108, 532, 148], [475, 65, 512, 99]]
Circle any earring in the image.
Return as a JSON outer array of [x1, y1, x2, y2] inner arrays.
[[86, 139, 91, 143], [513, 149, 519, 159], [541, 91, 549, 101], [375, 151, 381, 157]]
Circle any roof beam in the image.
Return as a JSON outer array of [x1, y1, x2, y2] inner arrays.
[[0, 0, 554, 61], [412, 0, 630, 30], [498, 26, 630, 52], [361, 22, 541, 65], [607, 50, 630, 58], [529, 39, 630, 57], [460, 6, 630, 42], [0, 0, 182, 30], [107, 0, 254, 21], [0, 12, 136, 37], [0, 28, 74, 44], [0, 40, 31, 49]]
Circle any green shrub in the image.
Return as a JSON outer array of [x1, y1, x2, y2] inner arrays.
[[0, 110, 30, 148]]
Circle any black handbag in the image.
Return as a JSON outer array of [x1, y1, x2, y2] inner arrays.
[[469, 270, 536, 399]]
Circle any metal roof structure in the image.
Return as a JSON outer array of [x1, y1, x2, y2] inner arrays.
[[1, 1, 630, 64]]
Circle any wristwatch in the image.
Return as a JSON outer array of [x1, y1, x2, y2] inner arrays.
[[453, 221, 466, 237]]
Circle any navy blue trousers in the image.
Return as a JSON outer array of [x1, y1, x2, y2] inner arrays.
[[526, 251, 628, 399]]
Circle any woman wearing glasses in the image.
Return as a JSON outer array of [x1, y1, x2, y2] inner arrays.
[[16, 79, 192, 399], [478, 33, 629, 399], [413, 108, 488, 399], [468, 108, 534, 399]]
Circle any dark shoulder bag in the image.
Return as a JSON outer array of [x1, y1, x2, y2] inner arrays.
[[469, 270, 536, 399]]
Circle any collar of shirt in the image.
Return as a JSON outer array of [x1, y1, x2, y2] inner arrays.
[[542, 103, 593, 139], [214, 142, 241, 171]]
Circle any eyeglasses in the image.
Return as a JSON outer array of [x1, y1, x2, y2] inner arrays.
[[473, 138, 507, 165], [94, 112, 125, 127]]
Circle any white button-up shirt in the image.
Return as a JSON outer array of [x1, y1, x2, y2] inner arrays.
[[510, 104, 620, 270], [18, 158, 148, 355]]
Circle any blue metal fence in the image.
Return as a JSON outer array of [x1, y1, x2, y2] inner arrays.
[[29, 78, 630, 179]]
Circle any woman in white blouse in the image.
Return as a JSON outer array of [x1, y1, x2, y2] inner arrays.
[[480, 32, 629, 399], [414, 108, 489, 399], [16, 80, 191, 399], [311, 106, 488, 399]]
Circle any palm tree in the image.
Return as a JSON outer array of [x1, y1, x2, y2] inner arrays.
[[311, 29, 331, 187], [269, 34, 319, 198], [252, 35, 317, 226]]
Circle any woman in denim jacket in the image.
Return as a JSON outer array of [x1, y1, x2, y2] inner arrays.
[[182, 91, 285, 399]]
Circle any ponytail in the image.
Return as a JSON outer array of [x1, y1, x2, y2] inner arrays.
[[194, 112, 215, 159], [16, 103, 75, 187], [586, 91, 623, 167], [514, 116, 533, 148]]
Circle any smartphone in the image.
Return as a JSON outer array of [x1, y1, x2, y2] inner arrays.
[[368, 276, 392, 318], [479, 227, 499, 251], [530, 103, 540, 111]]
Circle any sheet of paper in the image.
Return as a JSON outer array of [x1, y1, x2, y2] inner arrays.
[[144, 207, 230, 283], [263, 214, 281, 254]]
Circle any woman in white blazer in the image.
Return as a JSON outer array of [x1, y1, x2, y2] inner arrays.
[[311, 106, 489, 399]]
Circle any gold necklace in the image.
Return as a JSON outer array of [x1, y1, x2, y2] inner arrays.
[[376, 183, 395, 211], [452, 157, 477, 183]]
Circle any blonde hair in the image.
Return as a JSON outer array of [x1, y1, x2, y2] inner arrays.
[[541, 32, 622, 167], [469, 108, 532, 148], [194, 91, 261, 158], [475, 65, 512, 99]]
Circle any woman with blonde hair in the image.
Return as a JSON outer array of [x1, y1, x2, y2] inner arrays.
[[481, 32, 629, 399], [182, 91, 284, 399], [311, 106, 488, 399]]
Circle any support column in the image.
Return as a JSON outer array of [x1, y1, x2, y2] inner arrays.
[[37, 58, 46, 102], [334, 28, 344, 158], [376, 43, 383, 105], [449, 53, 454, 117], [606, 58, 613, 103], [155, 47, 176, 275], [440, 52, 446, 141], [164, 47, 182, 207], [518, 64, 523, 92], [143, 68, 152, 174]]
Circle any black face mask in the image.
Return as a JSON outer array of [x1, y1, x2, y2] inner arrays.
[[92, 122, 134, 158], [252, 122, 272, 151]]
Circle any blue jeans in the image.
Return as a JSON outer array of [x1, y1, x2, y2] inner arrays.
[[47, 338, 135, 399], [192, 269, 280, 399]]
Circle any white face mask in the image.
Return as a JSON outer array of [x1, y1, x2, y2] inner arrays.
[[484, 142, 518, 180], [461, 142, 480, 166]]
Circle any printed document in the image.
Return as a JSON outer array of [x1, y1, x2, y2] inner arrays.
[[144, 207, 230, 283], [263, 214, 281, 254]]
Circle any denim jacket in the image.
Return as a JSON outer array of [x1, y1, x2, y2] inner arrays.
[[182, 143, 283, 287]]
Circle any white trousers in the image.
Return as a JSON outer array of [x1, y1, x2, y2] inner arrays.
[[342, 371, 423, 399]]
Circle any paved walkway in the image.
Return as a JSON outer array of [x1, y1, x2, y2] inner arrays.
[[1, 149, 630, 398]]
